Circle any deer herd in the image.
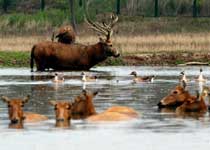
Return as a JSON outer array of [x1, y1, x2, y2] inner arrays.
[[1, 4, 210, 130]]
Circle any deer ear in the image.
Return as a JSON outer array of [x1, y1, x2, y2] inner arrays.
[[49, 101, 57, 106], [82, 89, 87, 95], [23, 95, 30, 103], [99, 37, 105, 43], [93, 91, 98, 96], [1, 96, 10, 103]]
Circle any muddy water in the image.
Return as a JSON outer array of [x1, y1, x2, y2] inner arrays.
[[0, 66, 210, 150]]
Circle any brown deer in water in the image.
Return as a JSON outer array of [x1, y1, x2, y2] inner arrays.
[[157, 81, 197, 108], [49, 101, 72, 128], [30, 5, 120, 71], [71, 90, 139, 122], [1, 95, 48, 129], [1, 95, 30, 129]]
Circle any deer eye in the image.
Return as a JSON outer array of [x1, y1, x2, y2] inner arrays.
[[21, 104, 24, 107], [8, 104, 11, 108]]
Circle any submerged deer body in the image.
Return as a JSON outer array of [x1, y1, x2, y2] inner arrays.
[[176, 90, 208, 114], [71, 90, 139, 122], [49, 101, 72, 128], [31, 9, 119, 71]]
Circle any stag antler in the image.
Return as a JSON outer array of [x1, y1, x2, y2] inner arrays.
[[84, 0, 118, 42]]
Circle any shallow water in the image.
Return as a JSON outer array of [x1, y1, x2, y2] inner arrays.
[[1, 66, 210, 150]]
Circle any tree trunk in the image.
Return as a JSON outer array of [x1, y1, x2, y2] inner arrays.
[[116, 0, 121, 15], [193, 0, 198, 17], [40, 0, 45, 11], [79, 0, 83, 7], [2, 0, 10, 13], [69, 0, 77, 32]]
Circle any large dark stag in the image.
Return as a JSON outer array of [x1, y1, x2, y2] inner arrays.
[[30, 6, 120, 71]]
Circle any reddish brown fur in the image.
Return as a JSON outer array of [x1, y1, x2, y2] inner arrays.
[[49, 101, 72, 128], [71, 90, 139, 122], [158, 85, 197, 108], [1, 96, 29, 129], [30, 40, 120, 71], [176, 95, 207, 113], [1, 96, 48, 128], [71, 90, 97, 119]]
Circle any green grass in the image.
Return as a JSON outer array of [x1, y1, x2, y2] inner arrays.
[[0, 51, 126, 68], [175, 60, 185, 65], [0, 51, 30, 67], [101, 57, 125, 66]]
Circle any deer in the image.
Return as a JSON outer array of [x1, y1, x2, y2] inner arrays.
[[71, 90, 139, 122], [1, 95, 47, 129], [49, 101, 72, 128], [157, 81, 197, 109], [30, 4, 120, 71]]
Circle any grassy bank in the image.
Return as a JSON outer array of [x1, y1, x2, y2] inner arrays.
[[0, 50, 125, 67], [0, 50, 210, 68], [0, 51, 30, 67]]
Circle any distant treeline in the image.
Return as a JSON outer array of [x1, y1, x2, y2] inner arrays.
[[0, 0, 210, 17]]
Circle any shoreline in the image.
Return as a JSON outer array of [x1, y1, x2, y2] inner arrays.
[[0, 51, 210, 68]]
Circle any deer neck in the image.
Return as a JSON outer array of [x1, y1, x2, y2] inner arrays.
[[200, 96, 207, 107], [87, 43, 107, 65], [55, 120, 70, 128], [86, 96, 97, 116]]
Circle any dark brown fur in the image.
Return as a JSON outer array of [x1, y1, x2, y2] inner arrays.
[[30, 40, 120, 71], [53, 25, 76, 44]]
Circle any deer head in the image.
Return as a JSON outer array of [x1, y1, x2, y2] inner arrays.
[[84, 0, 120, 57]]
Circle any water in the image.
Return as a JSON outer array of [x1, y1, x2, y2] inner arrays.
[[0, 66, 210, 150]]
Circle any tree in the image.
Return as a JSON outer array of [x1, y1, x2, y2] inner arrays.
[[116, 0, 121, 14], [69, 0, 77, 32], [40, 0, 45, 11], [154, 0, 159, 17], [193, 0, 198, 17], [2, 0, 10, 13], [79, 0, 82, 7]]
